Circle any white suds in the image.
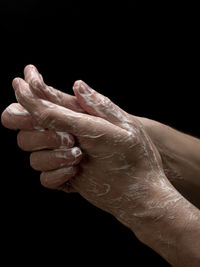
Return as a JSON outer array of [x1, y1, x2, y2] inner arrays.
[[34, 126, 45, 131], [77, 133, 105, 139], [40, 99, 56, 108], [71, 147, 82, 157], [97, 184, 111, 196], [56, 131, 74, 146]]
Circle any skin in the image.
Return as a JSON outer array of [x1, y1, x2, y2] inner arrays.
[[2, 65, 200, 207], [1, 65, 200, 266]]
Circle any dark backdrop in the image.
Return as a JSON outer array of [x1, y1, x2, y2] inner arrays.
[[0, 1, 199, 266]]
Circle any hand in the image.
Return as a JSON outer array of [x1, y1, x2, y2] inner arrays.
[[2, 65, 197, 205], [1, 66, 161, 189], [20, 129, 83, 191], [1, 65, 174, 184], [3, 67, 200, 266], [8, 72, 176, 235], [1, 65, 86, 191]]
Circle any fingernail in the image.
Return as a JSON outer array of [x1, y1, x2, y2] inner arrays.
[[74, 80, 93, 95], [34, 125, 45, 131]]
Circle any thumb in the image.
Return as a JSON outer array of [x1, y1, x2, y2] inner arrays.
[[73, 80, 132, 131]]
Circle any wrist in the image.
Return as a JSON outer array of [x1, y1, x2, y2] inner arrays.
[[138, 115, 200, 207], [128, 178, 177, 237], [132, 184, 183, 241], [130, 181, 200, 265], [134, 115, 161, 140]]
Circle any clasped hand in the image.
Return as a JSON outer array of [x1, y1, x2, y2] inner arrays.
[[1, 65, 176, 232]]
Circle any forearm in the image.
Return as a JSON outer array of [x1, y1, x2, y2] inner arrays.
[[131, 183, 200, 266], [138, 117, 200, 208]]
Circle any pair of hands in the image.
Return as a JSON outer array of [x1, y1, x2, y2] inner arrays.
[[1, 65, 174, 232]]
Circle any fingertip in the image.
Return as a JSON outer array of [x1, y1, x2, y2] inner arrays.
[[0, 109, 13, 129], [73, 80, 84, 94], [12, 77, 20, 90], [73, 80, 94, 97], [1, 106, 17, 130], [72, 80, 99, 117], [12, 77, 29, 92], [1, 109, 6, 128], [73, 80, 83, 88], [40, 172, 48, 188], [40, 166, 77, 189], [12, 78, 40, 119], [24, 64, 37, 75], [73, 80, 86, 92]]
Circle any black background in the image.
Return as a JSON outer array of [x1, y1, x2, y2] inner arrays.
[[0, 1, 199, 266]]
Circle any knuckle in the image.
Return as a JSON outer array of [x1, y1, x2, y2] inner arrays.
[[104, 96, 111, 105], [104, 96, 111, 103], [99, 95, 110, 107], [37, 109, 54, 128], [98, 96, 113, 112], [128, 134, 140, 148]]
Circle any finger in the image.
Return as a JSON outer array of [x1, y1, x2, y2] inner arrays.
[[13, 78, 122, 142], [73, 80, 133, 132], [30, 147, 82, 171], [1, 103, 35, 130], [40, 166, 78, 189], [24, 64, 85, 113], [17, 130, 75, 151]]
